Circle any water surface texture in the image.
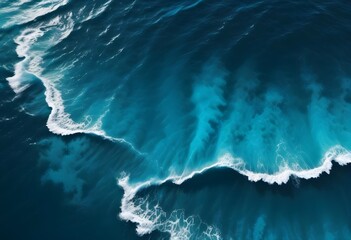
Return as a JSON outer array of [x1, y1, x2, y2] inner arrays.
[[1, 0, 351, 239]]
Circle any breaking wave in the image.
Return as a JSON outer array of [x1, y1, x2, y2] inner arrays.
[[3, 0, 351, 239]]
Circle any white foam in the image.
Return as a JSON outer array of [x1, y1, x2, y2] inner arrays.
[[6, 64, 30, 94], [2, 0, 69, 28], [6, 28, 44, 94], [7, 4, 351, 239], [118, 145, 351, 239], [219, 145, 351, 184], [7, 13, 141, 154], [118, 175, 222, 240], [172, 145, 351, 185]]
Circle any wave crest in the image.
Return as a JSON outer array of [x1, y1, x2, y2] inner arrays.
[[118, 175, 222, 240], [118, 145, 351, 238]]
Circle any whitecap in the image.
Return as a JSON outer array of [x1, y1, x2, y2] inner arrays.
[[1, 0, 69, 29], [118, 175, 222, 240], [118, 145, 351, 238], [6, 13, 141, 154]]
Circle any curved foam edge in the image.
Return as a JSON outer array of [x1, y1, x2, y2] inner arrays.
[[43, 82, 142, 154], [117, 145, 351, 239], [6, 13, 141, 155], [173, 145, 351, 185], [33, 65, 142, 154], [6, 6, 351, 239], [118, 175, 222, 239]]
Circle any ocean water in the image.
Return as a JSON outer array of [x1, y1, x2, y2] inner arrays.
[[1, 0, 351, 239]]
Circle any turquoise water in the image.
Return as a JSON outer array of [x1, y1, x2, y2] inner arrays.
[[1, 0, 351, 239]]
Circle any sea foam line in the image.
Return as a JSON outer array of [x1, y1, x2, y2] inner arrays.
[[6, 4, 351, 239], [118, 175, 222, 240], [6, 14, 142, 154], [118, 145, 351, 239]]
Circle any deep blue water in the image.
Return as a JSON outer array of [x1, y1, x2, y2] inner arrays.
[[1, 0, 351, 239]]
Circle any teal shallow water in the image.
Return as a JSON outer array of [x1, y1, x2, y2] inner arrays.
[[1, 0, 351, 239]]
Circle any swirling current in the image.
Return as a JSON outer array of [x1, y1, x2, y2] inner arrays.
[[1, 0, 351, 239]]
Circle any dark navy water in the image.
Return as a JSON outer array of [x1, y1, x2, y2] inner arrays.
[[0, 73, 158, 239], [1, 0, 351, 239]]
